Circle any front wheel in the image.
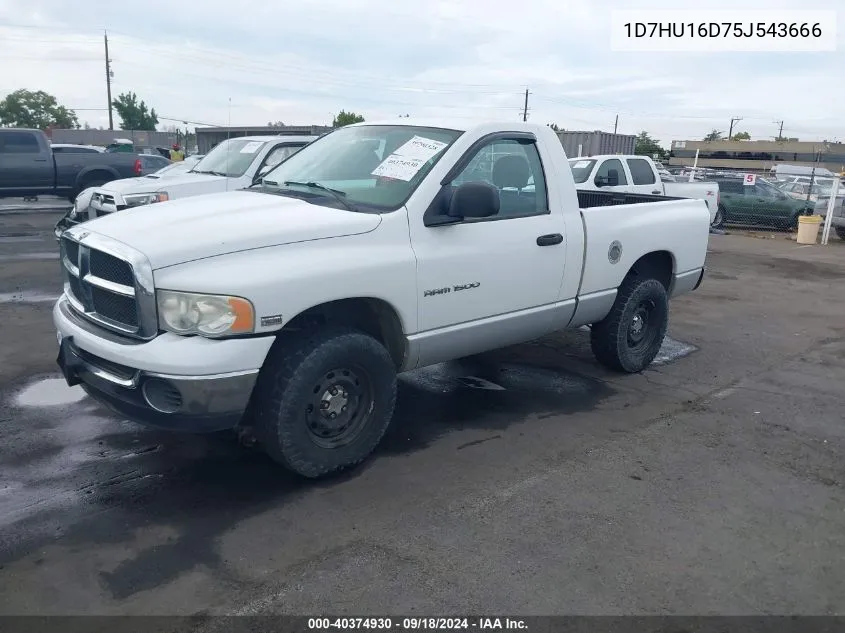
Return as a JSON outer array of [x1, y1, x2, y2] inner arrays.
[[252, 326, 397, 478], [590, 277, 669, 373]]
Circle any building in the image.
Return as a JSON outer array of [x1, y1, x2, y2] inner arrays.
[[46, 128, 178, 149], [668, 139, 845, 174], [195, 125, 333, 153], [556, 130, 637, 158]]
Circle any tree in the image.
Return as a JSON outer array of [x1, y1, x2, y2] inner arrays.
[[0, 89, 79, 129], [634, 131, 666, 159], [332, 110, 364, 127], [267, 120, 286, 127], [731, 131, 751, 140], [703, 129, 724, 142], [112, 91, 159, 130]]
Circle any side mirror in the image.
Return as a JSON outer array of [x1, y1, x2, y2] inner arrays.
[[595, 176, 607, 188], [606, 170, 620, 187], [426, 182, 499, 226], [448, 181, 499, 220]]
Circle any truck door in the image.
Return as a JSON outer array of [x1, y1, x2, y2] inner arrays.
[[409, 134, 566, 363], [625, 157, 662, 195], [0, 131, 53, 196], [593, 158, 629, 192]]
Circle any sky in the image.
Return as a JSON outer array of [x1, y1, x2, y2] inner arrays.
[[0, 0, 842, 148]]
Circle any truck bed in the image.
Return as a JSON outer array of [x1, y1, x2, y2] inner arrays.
[[577, 189, 682, 209]]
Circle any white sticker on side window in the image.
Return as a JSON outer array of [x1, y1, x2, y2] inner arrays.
[[572, 160, 591, 169], [239, 141, 264, 154], [371, 156, 427, 181]]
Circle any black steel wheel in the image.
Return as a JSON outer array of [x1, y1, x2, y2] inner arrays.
[[251, 325, 397, 478], [591, 276, 669, 373], [305, 367, 374, 450]]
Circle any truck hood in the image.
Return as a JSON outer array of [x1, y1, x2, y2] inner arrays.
[[99, 172, 228, 195], [80, 190, 382, 269]]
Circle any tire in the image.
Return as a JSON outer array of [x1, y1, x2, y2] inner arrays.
[[72, 177, 109, 202], [836, 227, 845, 241], [252, 326, 397, 478], [590, 276, 669, 373], [711, 204, 725, 228]]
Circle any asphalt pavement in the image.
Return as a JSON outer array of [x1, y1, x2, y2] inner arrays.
[[1, 212, 844, 616]]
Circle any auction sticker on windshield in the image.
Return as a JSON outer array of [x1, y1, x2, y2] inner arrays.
[[392, 136, 448, 162], [239, 141, 264, 154], [371, 156, 427, 181], [572, 160, 591, 169]]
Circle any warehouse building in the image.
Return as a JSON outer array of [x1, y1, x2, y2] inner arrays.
[[668, 139, 845, 174], [195, 125, 333, 153], [556, 130, 636, 158]]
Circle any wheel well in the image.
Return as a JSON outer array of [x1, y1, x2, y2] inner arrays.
[[627, 251, 674, 291], [281, 298, 406, 370], [79, 170, 114, 187]]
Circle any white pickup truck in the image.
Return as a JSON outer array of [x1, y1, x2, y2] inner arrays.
[[53, 120, 709, 478], [82, 134, 317, 220], [570, 155, 721, 226]]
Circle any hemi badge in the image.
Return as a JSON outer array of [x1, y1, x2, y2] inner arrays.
[[260, 315, 284, 327]]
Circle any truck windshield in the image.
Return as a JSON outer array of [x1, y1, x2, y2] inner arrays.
[[192, 138, 269, 178], [256, 124, 463, 212], [568, 159, 597, 184]]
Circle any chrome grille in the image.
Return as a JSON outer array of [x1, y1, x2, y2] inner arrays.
[[60, 230, 158, 340]]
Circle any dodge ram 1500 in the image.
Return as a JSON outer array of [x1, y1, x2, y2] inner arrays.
[[54, 120, 710, 478]]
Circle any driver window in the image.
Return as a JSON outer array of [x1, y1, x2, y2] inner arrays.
[[595, 159, 628, 186], [450, 139, 548, 218]]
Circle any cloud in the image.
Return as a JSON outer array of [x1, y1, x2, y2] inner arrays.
[[1, 0, 843, 146]]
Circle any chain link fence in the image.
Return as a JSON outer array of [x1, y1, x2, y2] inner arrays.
[[668, 168, 845, 243]]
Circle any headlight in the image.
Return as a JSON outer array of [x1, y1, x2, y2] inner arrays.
[[157, 290, 254, 337], [123, 192, 169, 208]]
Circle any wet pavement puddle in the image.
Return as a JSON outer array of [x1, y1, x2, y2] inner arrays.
[[0, 290, 61, 304], [15, 378, 86, 407], [0, 252, 58, 261]]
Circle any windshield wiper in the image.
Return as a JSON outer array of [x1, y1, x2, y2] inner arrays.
[[282, 180, 356, 212], [192, 169, 227, 176]]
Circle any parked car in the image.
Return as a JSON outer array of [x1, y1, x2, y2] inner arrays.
[[137, 153, 172, 175], [777, 181, 832, 202], [569, 155, 720, 225], [54, 119, 710, 478], [714, 176, 814, 229], [80, 135, 316, 222], [0, 128, 144, 201], [815, 192, 845, 240]]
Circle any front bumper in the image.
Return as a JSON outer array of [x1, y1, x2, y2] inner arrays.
[[53, 295, 274, 432]]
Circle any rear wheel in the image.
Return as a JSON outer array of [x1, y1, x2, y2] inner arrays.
[[711, 204, 725, 228], [72, 177, 109, 202], [836, 227, 845, 241], [251, 326, 397, 478], [590, 276, 669, 373]]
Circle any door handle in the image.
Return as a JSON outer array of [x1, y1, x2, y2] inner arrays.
[[652, 190, 661, 194], [33, 158, 48, 162], [536, 233, 563, 246]]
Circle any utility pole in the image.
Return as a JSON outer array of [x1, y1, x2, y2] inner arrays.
[[104, 31, 114, 130], [613, 114, 618, 134], [774, 120, 784, 140], [522, 88, 529, 122], [728, 116, 742, 140]]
